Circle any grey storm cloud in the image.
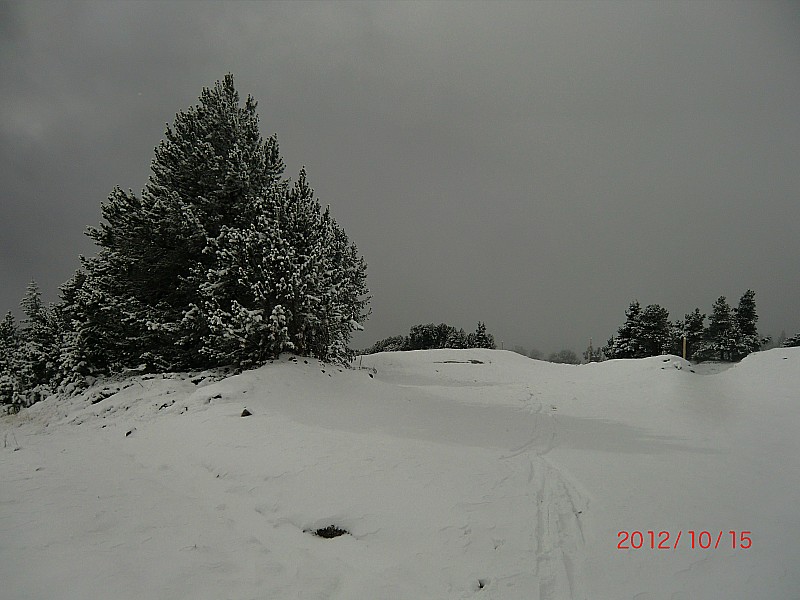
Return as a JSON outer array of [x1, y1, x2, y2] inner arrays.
[[2, 0, 799, 354]]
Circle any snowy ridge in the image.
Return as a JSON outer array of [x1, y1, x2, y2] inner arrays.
[[2, 349, 799, 599]]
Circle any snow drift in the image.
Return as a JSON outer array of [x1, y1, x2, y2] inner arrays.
[[2, 348, 798, 599]]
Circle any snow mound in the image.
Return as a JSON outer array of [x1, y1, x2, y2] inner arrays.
[[2, 349, 799, 599]]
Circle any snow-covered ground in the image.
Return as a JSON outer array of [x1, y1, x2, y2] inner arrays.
[[1, 348, 798, 599]]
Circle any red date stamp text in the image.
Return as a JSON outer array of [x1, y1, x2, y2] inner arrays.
[[617, 530, 752, 550]]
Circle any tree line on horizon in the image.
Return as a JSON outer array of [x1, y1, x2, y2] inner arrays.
[[602, 290, 788, 362], [362, 322, 496, 354], [361, 292, 800, 363], [1, 75, 370, 413]]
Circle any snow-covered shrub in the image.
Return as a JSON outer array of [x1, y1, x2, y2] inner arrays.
[[783, 333, 800, 348]]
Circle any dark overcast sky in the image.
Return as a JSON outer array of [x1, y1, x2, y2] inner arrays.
[[2, 0, 799, 355]]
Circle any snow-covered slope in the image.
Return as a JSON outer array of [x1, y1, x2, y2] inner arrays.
[[2, 349, 798, 599]]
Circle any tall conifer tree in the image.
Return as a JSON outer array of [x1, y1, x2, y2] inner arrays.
[[637, 304, 672, 356], [81, 75, 286, 370], [57, 73, 369, 378], [604, 301, 644, 359], [734, 289, 762, 355], [0, 312, 20, 409], [681, 308, 706, 360]]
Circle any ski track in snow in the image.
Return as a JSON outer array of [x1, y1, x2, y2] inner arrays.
[[502, 389, 588, 600]]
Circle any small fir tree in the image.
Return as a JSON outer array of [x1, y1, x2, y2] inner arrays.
[[638, 304, 672, 356], [681, 308, 706, 360], [55, 270, 112, 389], [733, 289, 762, 355], [470, 322, 496, 349], [445, 328, 469, 349], [697, 296, 749, 361], [16, 282, 61, 403], [604, 301, 644, 359], [0, 312, 20, 410]]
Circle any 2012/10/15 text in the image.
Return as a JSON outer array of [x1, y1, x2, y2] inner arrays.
[[617, 530, 752, 550]]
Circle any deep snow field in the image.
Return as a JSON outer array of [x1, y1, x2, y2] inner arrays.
[[1, 348, 799, 599]]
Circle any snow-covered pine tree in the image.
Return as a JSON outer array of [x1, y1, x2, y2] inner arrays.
[[408, 323, 458, 350], [309, 198, 370, 361], [782, 332, 800, 347], [733, 289, 762, 356], [722, 319, 750, 361], [638, 304, 672, 356], [408, 324, 436, 350], [60, 74, 367, 375], [697, 296, 727, 361], [197, 186, 294, 366], [681, 308, 706, 360], [696, 296, 747, 361], [0, 313, 18, 372], [603, 300, 644, 359], [445, 328, 469, 349], [54, 270, 110, 391], [199, 168, 369, 366], [16, 282, 61, 404], [470, 322, 496, 349], [0, 312, 20, 410], [82, 74, 284, 371]]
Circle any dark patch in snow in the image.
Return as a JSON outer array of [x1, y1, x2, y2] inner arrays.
[[308, 525, 349, 539], [434, 359, 484, 364], [241, 408, 252, 417]]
